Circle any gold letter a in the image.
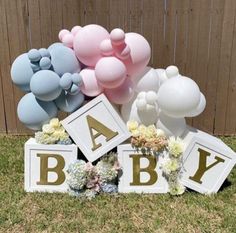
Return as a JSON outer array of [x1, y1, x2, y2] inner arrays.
[[86, 115, 118, 151]]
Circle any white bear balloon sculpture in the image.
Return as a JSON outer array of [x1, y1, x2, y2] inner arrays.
[[11, 24, 204, 136]]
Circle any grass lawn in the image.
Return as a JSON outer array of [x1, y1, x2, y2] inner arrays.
[[0, 135, 236, 233]]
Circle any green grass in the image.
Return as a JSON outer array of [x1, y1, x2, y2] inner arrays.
[[0, 136, 236, 233]]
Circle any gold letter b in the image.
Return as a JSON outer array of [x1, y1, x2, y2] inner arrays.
[[37, 154, 65, 185], [130, 154, 158, 186]]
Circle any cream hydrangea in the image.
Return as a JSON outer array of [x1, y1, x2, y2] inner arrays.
[[144, 125, 157, 139], [168, 137, 185, 157], [42, 124, 55, 134], [162, 158, 180, 175], [127, 120, 139, 132], [49, 118, 61, 128]]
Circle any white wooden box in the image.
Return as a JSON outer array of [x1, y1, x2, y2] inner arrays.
[[180, 128, 236, 194], [24, 138, 77, 192], [61, 94, 131, 162], [118, 144, 168, 193]]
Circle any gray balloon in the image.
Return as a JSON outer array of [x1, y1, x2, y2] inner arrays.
[[17, 93, 58, 130], [30, 70, 62, 101], [50, 45, 81, 76], [11, 53, 34, 92], [55, 91, 84, 113]]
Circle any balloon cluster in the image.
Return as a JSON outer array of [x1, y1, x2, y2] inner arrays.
[[11, 23, 206, 136], [121, 65, 206, 137], [11, 43, 84, 130], [59, 24, 151, 104]]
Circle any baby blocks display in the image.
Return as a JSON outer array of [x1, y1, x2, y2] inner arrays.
[[62, 94, 131, 162], [118, 144, 168, 193], [180, 128, 236, 194], [24, 138, 77, 192]]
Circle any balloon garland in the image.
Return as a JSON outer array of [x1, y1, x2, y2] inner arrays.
[[11, 24, 206, 137]]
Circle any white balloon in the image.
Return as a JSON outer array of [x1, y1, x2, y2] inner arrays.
[[155, 68, 168, 85], [133, 66, 160, 92], [121, 92, 159, 125], [157, 76, 201, 118], [187, 93, 206, 117], [165, 65, 179, 78], [157, 111, 187, 137]]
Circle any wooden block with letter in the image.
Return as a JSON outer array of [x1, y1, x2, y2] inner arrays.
[[118, 144, 168, 193], [24, 138, 77, 192], [180, 128, 236, 194], [61, 94, 131, 162]]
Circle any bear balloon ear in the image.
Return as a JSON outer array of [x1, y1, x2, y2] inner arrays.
[[110, 28, 131, 60], [165, 65, 179, 79], [110, 28, 126, 46]]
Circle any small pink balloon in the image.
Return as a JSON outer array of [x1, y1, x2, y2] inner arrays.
[[122, 32, 151, 76], [105, 77, 134, 104], [110, 28, 125, 45], [73, 24, 110, 67], [100, 39, 114, 56], [71, 26, 82, 36], [95, 57, 127, 89], [62, 33, 74, 48], [80, 68, 104, 97], [58, 29, 70, 41]]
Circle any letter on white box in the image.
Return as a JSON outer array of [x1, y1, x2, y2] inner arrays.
[[61, 94, 131, 162], [24, 138, 77, 192], [181, 128, 236, 193], [118, 144, 168, 193]]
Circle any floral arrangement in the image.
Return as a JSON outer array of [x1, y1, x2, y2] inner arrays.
[[35, 118, 72, 145], [127, 120, 186, 195], [127, 121, 168, 155], [66, 152, 120, 199], [161, 137, 186, 195]]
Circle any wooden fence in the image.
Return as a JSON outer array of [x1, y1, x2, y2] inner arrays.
[[0, 0, 236, 135]]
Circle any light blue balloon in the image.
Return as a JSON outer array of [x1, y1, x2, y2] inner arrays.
[[17, 93, 58, 130], [30, 70, 62, 101], [47, 42, 64, 52], [71, 73, 82, 85], [55, 91, 84, 113], [60, 73, 72, 90], [39, 57, 51, 70], [11, 53, 34, 92], [39, 48, 50, 58], [50, 45, 81, 76], [28, 49, 41, 62]]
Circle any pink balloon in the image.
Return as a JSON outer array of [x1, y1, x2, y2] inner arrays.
[[73, 24, 110, 67], [71, 26, 82, 36], [62, 33, 74, 48], [105, 77, 134, 104], [58, 29, 70, 41], [100, 39, 113, 56], [122, 32, 151, 76], [80, 68, 103, 97], [95, 57, 127, 89]]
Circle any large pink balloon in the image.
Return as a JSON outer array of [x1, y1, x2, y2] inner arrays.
[[123, 32, 151, 76], [95, 57, 127, 89], [73, 24, 110, 67], [104, 78, 134, 104], [80, 68, 103, 97]]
